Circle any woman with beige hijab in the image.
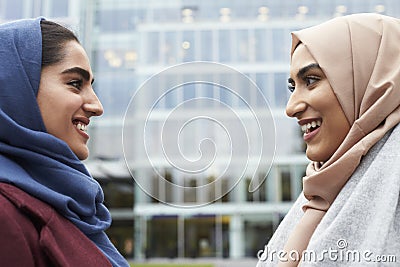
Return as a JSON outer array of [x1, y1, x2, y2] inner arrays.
[[257, 13, 400, 266]]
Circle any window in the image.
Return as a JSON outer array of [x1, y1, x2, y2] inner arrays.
[[255, 29, 272, 62], [236, 29, 249, 62], [246, 173, 268, 202], [146, 32, 160, 64], [184, 178, 197, 202], [164, 31, 178, 64], [200, 30, 214, 61], [147, 216, 178, 258], [218, 30, 231, 62], [51, 0, 68, 17], [106, 220, 134, 259], [4, 0, 23, 19], [244, 220, 273, 257], [280, 168, 292, 201], [95, 9, 143, 32], [184, 216, 216, 257], [272, 29, 289, 62], [182, 31, 196, 62], [256, 73, 272, 107], [274, 72, 290, 107]]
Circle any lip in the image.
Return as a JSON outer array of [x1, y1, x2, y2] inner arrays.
[[297, 117, 322, 126], [73, 116, 90, 125], [72, 116, 90, 140], [298, 117, 322, 142], [303, 127, 320, 142], [74, 125, 89, 139]]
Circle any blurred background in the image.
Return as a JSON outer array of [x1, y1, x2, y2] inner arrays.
[[2, 1, 400, 266]]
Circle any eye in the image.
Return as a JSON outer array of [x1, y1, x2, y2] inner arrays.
[[287, 78, 295, 93], [304, 76, 319, 87], [67, 79, 83, 90]]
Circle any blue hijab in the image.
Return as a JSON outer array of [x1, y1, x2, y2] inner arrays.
[[0, 18, 129, 267]]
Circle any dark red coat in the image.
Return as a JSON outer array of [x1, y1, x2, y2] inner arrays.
[[0, 183, 112, 267]]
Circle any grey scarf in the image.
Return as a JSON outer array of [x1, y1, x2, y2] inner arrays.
[[257, 124, 400, 266]]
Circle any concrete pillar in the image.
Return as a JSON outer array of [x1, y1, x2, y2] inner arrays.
[[177, 215, 185, 258], [134, 216, 146, 260], [229, 214, 244, 258]]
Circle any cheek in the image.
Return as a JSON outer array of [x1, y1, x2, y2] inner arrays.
[[327, 95, 350, 134], [321, 108, 350, 160], [63, 97, 83, 113], [39, 96, 82, 134], [329, 113, 350, 146]]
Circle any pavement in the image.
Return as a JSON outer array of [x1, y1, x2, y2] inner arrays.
[[130, 258, 258, 267]]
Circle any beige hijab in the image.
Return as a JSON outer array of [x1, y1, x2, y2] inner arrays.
[[281, 13, 400, 266]]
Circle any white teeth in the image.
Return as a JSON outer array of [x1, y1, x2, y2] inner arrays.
[[301, 120, 321, 133], [75, 122, 87, 132]]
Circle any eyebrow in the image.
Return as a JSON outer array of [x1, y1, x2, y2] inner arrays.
[[297, 63, 321, 78], [61, 67, 94, 84], [288, 63, 321, 84]]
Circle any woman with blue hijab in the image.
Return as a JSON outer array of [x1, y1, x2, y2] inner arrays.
[[0, 18, 129, 266]]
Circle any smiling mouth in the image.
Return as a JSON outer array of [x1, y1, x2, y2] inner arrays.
[[301, 120, 321, 134], [72, 120, 88, 133]]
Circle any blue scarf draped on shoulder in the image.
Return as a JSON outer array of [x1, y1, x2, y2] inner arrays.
[[0, 18, 129, 267]]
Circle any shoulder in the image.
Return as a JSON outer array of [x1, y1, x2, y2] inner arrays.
[[0, 182, 112, 267], [0, 184, 50, 266]]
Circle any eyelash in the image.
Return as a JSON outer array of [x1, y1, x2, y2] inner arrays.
[[305, 76, 319, 86], [67, 79, 83, 90], [287, 76, 320, 93], [288, 82, 295, 93]]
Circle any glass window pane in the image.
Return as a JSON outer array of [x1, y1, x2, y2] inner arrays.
[[106, 220, 134, 259], [184, 216, 216, 257], [164, 31, 178, 64], [146, 32, 160, 64], [147, 216, 178, 258], [236, 29, 249, 62], [274, 72, 289, 107], [255, 29, 272, 62], [256, 73, 271, 107], [184, 178, 197, 202], [272, 29, 290, 63], [280, 168, 292, 201], [51, 0, 68, 17], [95, 9, 143, 32], [101, 180, 134, 208], [200, 30, 213, 61], [244, 220, 273, 257], [218, 30, 231, 62], [95, 75, 136, 117], [182, 31, 195, 62], [5, 0, 23, 20]]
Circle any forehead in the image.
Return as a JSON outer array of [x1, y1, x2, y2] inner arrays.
[[57, 41, 93, 76], [290, 44, 318, 73]]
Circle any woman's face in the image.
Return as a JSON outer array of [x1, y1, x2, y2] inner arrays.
[[37, 41, 103, 160], [286, 44, 350, 162]]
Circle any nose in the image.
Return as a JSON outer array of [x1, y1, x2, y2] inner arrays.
[[83, 89, 104, 116], [285, 90, 306, 118]]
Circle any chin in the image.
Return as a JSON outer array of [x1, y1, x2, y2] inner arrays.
[[77, 153, 89, 160], [73, 148, 89, 160], [306, 149, 329, 163]]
